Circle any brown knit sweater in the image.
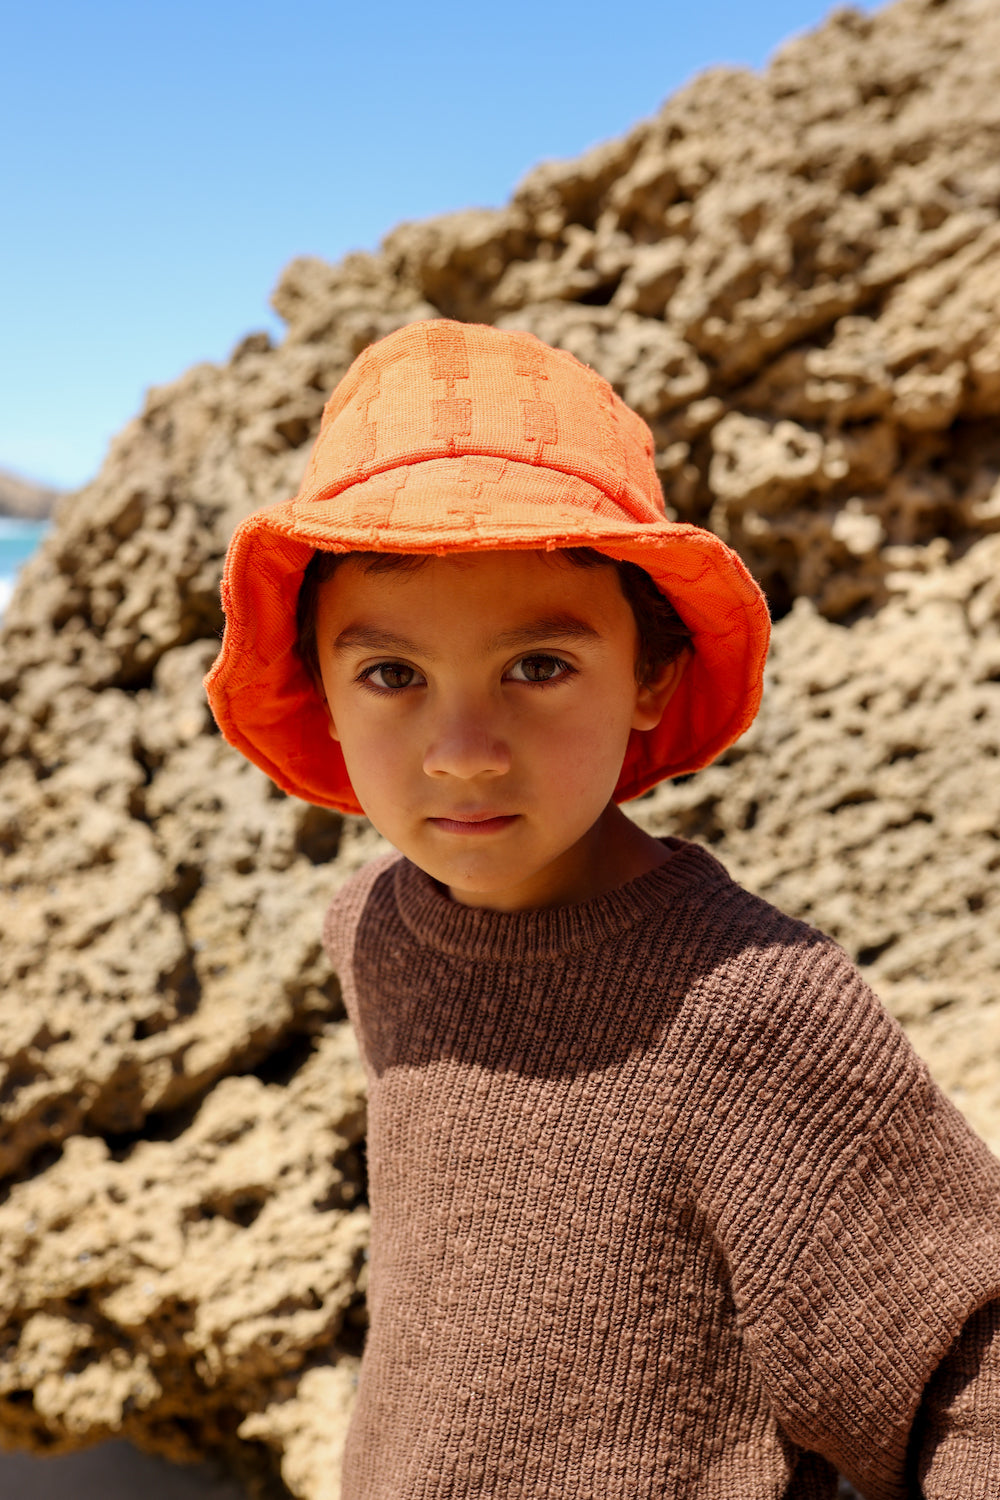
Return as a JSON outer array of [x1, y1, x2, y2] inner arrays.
[[323, 838, 1000, 1500]]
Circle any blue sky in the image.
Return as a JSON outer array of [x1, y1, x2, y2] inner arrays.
[[2, 0, 880, 490]]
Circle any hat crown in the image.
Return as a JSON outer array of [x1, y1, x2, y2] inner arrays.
[[296, 321, 665, 525]]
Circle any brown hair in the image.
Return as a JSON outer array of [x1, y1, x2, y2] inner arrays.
[[296, 548, 692, 690]]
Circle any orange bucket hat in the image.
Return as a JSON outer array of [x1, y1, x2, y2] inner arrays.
[[205, 319, 770, 813]]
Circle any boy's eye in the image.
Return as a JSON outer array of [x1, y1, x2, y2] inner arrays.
[[360, 662, 424, 691], [507, 654, 573, 684]]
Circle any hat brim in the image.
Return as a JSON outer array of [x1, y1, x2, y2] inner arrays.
[[205, 456, 771, 813]]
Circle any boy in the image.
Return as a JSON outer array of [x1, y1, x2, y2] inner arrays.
[[206, 321, 1000, 1498]]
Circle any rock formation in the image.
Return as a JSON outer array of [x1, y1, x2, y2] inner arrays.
[[0, 469, 61, 521], [1, 0, 999, 1492]]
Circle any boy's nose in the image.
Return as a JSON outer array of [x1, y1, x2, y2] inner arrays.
[[422, 708, 512, 780]]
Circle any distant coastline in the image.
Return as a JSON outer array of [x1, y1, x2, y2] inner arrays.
[[0, 466, 63, 521], [0, 514, 50, 616]]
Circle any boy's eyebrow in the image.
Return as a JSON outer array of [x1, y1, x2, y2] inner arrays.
[[331, 614, 602, 658], [331, 625, 426, 656], [489, 615, 603, 651]]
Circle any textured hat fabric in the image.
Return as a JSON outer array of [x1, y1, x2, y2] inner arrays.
[[205, 320, 771, 814]]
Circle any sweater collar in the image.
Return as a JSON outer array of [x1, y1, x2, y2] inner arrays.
[[393, 837, 727, 963]]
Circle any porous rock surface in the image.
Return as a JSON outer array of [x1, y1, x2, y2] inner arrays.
[[1, 0, 999, 1492]]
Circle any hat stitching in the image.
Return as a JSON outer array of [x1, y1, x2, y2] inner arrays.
[[427, 322, 472, 458], [426, 321, 470, 387], [357, 356, 381, 468]]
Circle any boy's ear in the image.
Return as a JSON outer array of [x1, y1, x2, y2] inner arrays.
[[317, 685, 340, 742], [631, 650, 689, 732]]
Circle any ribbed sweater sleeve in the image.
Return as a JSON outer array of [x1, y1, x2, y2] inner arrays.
[[917, 1297, 1000, 1497], [668, 905, 1000, 1500]]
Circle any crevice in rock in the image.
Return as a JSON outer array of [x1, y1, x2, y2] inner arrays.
[[159, 862, 204, 917], [575, 280, 620, 307], [856, 937, 897, 966], [184, 1190, 267, 1229], [293, 805, 343, 866], [248, 1030, 319, 1089], [0, 1140, 65, 1208], [102, 1097, 205, 1159], [313, 1143, 367, 1215], [825, 789, 878, 812]]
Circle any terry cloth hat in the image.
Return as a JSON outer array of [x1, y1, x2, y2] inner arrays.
[[205, 319, 770, 813]]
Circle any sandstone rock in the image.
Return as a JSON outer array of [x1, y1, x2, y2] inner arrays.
[[2, 0, 1000, 1493], [0, 469, 61, 521], [0, 1027, 368, 1486]]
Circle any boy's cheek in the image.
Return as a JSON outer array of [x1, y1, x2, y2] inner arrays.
[[339, 744, 412, 816]]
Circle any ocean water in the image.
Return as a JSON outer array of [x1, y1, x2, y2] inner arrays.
[[0, 517, 49, 616]]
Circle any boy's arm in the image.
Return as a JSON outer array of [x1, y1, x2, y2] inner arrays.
[[917, 1297, 1000, 1497], [681, 930, 1000, 1500]]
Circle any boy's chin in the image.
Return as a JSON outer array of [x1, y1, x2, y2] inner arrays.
[[390, 837, 559, 912]]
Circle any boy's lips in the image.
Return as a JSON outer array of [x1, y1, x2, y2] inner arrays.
[[427, 812, 519, 835]]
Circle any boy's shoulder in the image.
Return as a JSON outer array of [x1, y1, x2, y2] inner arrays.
[[637, 841, 934, 1130], [322, 847, 403, 973], [645, 837, 857, 999]]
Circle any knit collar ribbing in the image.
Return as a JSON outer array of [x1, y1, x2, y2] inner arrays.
[[392, 836, 727, 963]]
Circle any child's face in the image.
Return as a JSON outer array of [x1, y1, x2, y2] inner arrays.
[[314, 551, 681, 911]]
